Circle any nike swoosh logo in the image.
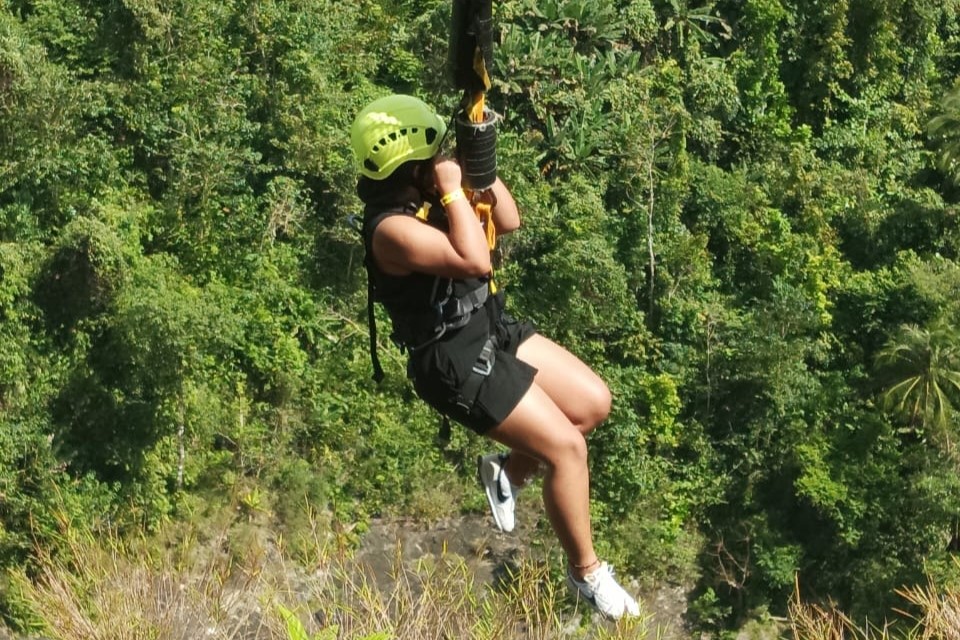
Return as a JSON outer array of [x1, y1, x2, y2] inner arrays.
[[496, 472, 510, 503]]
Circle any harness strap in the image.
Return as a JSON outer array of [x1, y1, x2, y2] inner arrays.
[[361, 201, 491, 383], [368, 275, 385, 383], [438, 332, 498, 445], [397, 280, 490, 352], [435, 281, 489, 332], [357, 211, 385, 383], [456, 334, 497, 411]]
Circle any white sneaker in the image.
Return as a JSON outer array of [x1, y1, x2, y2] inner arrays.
[[566, 562, 641, 620], [477, 453, 515, 532]]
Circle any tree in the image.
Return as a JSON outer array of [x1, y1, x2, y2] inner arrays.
[[928, 83, 960, 185], [663, 0, 731, 63], [875, 323, 960, 449]]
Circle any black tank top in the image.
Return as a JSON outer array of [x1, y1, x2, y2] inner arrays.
[[360, 183, 489, 350]]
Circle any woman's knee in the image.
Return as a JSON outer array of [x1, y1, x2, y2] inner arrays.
[[578, 378, 611, 433], [542, 430, 589, 471]]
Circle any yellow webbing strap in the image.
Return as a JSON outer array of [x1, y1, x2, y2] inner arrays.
[[473, 46, 491, 92], [472, 200, 496, 251], [415, 201, 432, 221], [469, 195, 497, 294]]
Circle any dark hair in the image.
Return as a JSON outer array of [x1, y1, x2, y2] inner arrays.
[[356, 159, 432, 212]]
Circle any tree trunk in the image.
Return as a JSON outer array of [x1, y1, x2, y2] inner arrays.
[[177, 395, 186, 491], [647, 143, 657, 319]]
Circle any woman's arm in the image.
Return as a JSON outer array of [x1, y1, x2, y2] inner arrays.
[[489, 177, 521, 234], [372, 157, 492, 279]]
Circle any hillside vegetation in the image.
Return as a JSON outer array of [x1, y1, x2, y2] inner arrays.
[[2, 0, 960, 636]]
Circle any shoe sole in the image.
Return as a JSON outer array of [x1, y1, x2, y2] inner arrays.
[[477, 455, 513, 533]]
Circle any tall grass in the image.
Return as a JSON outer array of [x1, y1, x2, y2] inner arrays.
[[788, 570, 960, 640], [7, 514, 660, 640], [15, 511, 960, 640]]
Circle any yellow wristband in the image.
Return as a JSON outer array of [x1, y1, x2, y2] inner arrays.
[[440, 188, 465, 206]]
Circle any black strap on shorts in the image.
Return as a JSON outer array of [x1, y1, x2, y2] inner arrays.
[[368, 273, 385, 383], [457, 335, 497, 411], [438, 333, 498, 444]]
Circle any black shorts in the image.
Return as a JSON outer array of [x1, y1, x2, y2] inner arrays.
[[409, 302, 538, 434]]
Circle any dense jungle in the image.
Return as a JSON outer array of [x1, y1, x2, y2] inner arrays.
[[2, 0, 960, 637]]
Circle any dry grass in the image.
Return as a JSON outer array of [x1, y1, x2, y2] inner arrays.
[[895, 576, 960, 640], [788, 596, 894, 640], [11, 523, 281, 640], [787, 569, 960, 640], [14, 524, 960, 640], [24, 514, 960, 640], [8, 514, 660, 640]]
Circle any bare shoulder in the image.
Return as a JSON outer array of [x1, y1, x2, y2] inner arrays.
[[371, 213, 449, 276], [373, 213, 441, 249]]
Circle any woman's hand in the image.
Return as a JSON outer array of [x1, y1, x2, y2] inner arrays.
[[432, 156, 462, 196], [370, 154, 491, 278], [434, 157, 520, 235]]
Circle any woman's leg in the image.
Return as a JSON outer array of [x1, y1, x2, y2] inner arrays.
[[482, 337, 640, 619], [485, 381, 597, 575], [517, 334, 612, 434], [503, 334, 611, 486]]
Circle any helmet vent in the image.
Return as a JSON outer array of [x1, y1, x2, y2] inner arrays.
[[425, 128, 437, 144], [364, 159, 380, 173]]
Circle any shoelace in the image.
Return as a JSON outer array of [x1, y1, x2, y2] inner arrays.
[[583, 563, 617, 590]]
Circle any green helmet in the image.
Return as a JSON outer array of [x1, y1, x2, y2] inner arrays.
[[350, 95, 447, 180]]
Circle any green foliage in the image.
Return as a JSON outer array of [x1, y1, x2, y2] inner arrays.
[[0, 242, 40, 409], [929, 83, 960, 185], [511, 174, 647, 362], [0, 10, 120, 242], [780, 0, 853, 127], [726, 0, 793, 156], [277, 603, 342, 640], [875, 322, 960, 444], [3, 0, 960, 634]]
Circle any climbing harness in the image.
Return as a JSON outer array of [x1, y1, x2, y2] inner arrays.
[[358, 203, 492, 383]]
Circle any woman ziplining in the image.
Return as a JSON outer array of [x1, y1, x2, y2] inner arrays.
[[350, 93, 640, 620], [348, 0, 640, 620]]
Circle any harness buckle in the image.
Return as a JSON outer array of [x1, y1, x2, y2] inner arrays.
[[472, 338, 496, 376], [472, 356, 493, 376]]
